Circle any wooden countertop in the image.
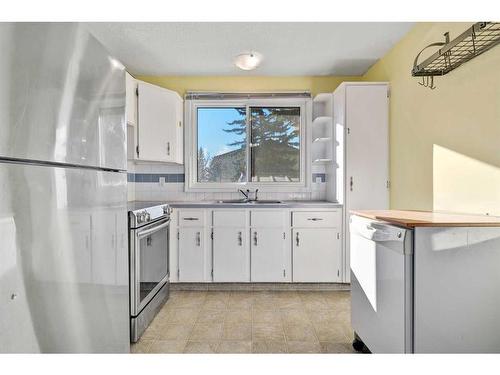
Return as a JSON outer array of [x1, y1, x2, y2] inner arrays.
[[350, 210, 500, 228]]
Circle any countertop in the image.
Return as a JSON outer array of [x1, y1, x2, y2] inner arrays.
[[350, 209, 500, 227], [167, 200, 342, 209]]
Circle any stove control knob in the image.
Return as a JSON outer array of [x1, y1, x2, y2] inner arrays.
[[163, 206, 170, 214], [145, 212, 151, 222]]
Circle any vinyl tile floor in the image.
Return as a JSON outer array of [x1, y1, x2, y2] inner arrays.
[[131, 290, 358, 354]]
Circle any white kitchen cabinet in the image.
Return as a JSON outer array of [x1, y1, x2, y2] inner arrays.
[[178, 227, 207, 282], [135, 81, 183, 163], [251, 228, 289, 282], [250, 210, 289, 282], [331, 82, 389, 282], [125, 72, 137, 127], [213, 226, 250, 282], [292, 228, 342, 282]]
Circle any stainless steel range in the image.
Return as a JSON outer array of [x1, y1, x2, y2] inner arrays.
[[128, 201, 171, 342]]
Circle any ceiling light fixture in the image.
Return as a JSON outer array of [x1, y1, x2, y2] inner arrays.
[[234, 52, 263, 71]]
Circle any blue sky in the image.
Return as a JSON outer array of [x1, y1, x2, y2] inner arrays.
[[197, 107, 246, 157]]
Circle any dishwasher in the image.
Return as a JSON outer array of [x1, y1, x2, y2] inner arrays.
[[349, 215, 413, 353], [350, 213, 500, 353]]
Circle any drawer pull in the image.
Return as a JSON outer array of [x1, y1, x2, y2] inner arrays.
[[307, 218, 323, 221], [183, 217, 199, 221]]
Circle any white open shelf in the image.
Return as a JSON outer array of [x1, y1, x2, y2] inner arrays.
[[312, 93, 334, 165]]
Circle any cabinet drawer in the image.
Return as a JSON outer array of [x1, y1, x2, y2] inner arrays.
[[178, 210, 205, 226], [292, 211, 341, 228], [250, 210, 285, 227], [213, 210, 247, 227]]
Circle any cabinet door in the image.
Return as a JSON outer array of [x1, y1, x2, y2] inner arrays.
[[137, 82, 177, 162], [292, 228, 341, 282], [175, 96, 184, 164], [126, 72, 137, 126], [251, 228, 288, 282], [213, 227, 249, 282], [178, 227, 206, 282], [344, 84, 389, 283]]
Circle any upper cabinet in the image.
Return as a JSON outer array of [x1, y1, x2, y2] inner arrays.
[[125, 72, 138, 127], [126, 75, 183, 164]]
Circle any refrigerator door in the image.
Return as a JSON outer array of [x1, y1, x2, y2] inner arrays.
[[0, 162, 129, 353], [349, 215, 413, 353], [0, 23, 126, 171]]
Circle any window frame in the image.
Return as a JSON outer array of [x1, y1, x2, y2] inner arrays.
[[185, 97, 311, 192]]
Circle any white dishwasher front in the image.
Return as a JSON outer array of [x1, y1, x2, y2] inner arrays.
[[349, 215, 413, 353]]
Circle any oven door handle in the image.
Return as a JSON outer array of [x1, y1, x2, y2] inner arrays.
[[136, 219, 170, 238]]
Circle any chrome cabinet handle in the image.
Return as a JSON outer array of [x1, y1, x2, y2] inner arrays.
[[167, 142, 170, 155], [350, 176, 353, 191], [196, 232, 201, 246], [238, 231, 242, 246], [183, 217, 199, 221], [307, 218, 323, 221], [253, 231, 258, 246], [296, 232, 300, 246]]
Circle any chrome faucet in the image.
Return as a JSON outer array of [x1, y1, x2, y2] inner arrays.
[[238, 188, 259, 202], [238, 189, 250, 201]]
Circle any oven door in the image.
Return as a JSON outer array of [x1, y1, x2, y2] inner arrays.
[[130, 218, 170, 316]]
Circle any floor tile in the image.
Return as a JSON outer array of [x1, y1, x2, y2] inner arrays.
[[196, 309, 226, 324], [280, 309, 310, 325], [131, 339, 153, 353], [183, 341, 219, 353], [157, 324, 193, 341], [148, 340, 187, 353], [222, 323, 252, 340], [252, 340, 287, 353], [252, 323, 285, 341], [225, 309, 252, 323], [320, 342, 357, 354], [313, 322, 351, 342], [167, 308, 200, 324], [217, 340, 252, 353], [287, 340, 321, 354], [252, 309, 282, 324], [190, 323, 223, 341], [284, 322, 318, 342]]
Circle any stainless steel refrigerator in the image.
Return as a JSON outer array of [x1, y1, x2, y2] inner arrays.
[[0, 23, 129, 353]]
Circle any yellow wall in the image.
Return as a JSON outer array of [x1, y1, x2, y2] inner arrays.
[[364, 22, 500, 216], [135, 75, 361, 97]]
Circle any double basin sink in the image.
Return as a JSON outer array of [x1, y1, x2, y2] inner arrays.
[[216, 199, 283, 205]]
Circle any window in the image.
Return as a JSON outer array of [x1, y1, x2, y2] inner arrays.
[[197, 107, 247, 183], [186, 97, 309, 191]]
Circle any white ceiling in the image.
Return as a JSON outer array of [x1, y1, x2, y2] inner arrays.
[[86, 23, 413, 76]]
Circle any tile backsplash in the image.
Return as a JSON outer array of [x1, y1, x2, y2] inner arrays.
[[127, 162, 327, 202]]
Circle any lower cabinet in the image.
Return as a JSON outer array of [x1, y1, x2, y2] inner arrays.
[[178, 227, 206, 282], [213, 227, 250, 282], [174, 208, 343, 283], [251, 227, 290, 282], [292, 228, 342, 282]]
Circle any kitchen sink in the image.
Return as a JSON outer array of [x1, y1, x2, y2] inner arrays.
[[216, 199, 283, 204]]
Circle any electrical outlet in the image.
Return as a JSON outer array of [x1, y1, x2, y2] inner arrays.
[[315, 177, 322, 184], [159, 177, 165, 186]]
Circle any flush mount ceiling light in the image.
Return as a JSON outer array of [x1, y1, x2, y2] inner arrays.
[[234, 52, 263, 71]]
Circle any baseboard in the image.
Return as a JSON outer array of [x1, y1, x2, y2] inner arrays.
[[170, 282, 350, 292]]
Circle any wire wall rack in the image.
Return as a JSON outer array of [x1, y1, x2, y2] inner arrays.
[[411, 22, 500, 89]]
